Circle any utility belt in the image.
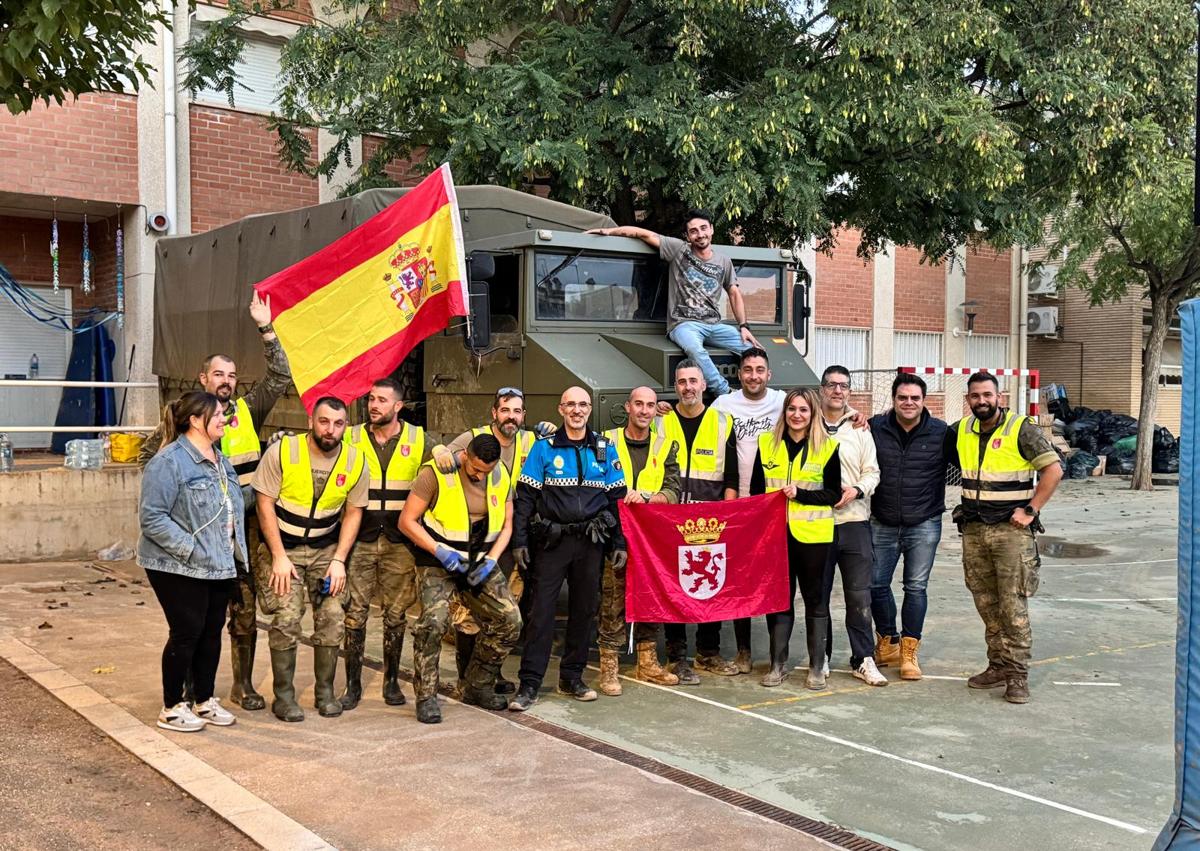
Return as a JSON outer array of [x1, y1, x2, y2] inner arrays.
[[532, 511, 616, 549]]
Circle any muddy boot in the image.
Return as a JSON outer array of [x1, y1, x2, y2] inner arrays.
[[382, 626, 407, 706], [899, 637, 922, 681], [270, 646, 304, 723], [455, 631, 476, 695], [761, 618, 791, 687], [968, 662, 1009, 689], [805, 616, 828, 691], [634, 642, 679, 685], [598, 648, 622, 697], [229, 634, 266, 710], [734, 648, 753, 675], [313, 645, 343, 718], [339, 627, 366, 710], [494, 673, 517, 695], [416, 696, 442, 724], [875, 632, 901, 668], [460, 659, 509, 711], [1004, 674, 1030, 704]]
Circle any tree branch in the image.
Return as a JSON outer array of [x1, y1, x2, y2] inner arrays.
[[608, 0, 633, 33]]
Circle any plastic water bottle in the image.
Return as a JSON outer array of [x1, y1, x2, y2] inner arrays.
[[0, 434, 13, 473], [29, 354, 38, 379], [65, 438, 104, 470]]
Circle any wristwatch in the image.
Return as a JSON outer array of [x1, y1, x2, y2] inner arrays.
[[257, 321, 274, 334], [854, 487, 864, 500], [738, 322, 751, 331], [640, 491, 653, 502], [1020, 504, 1039, 517]]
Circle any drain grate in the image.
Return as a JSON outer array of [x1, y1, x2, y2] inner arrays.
[[281, 628, 893, 850]]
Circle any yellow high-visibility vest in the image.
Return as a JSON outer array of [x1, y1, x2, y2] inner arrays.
[[275, 435, 364, 549], [663, 407, 731, 503], [472, 425, 535, 477], [346, 422, 424, 513], [220, 397, 260, 487], [956, 411, 1035, 512], [604, 417, 672, 493], [757, 431, 838, 544], [421, 461, 510, 562]]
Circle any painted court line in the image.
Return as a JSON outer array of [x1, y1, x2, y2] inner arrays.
[[1052, 597, 1175, 603], [596, 668, 1151, 836], [1052, 681, 1121, 687], [1051, 559, 1175, 567]]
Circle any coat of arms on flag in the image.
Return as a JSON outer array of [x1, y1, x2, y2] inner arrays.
[[676, 518, 727, 600]]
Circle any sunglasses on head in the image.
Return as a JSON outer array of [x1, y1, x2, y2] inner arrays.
[[495, 386, 524, 401]]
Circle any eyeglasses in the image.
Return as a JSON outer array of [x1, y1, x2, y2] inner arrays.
[[495, 387, 524, 400], [822, 381, 850, 391], [562, 401, 592, 410]]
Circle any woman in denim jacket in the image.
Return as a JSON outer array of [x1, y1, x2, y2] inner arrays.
[[139, 392, 248, 732]]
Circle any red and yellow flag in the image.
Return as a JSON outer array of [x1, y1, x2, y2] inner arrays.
[[255, 164, 469, 412]]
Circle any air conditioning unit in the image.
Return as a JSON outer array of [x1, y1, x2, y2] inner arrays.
[[1028, 306, 1059, 336], [1028, 264, 1059, 297]]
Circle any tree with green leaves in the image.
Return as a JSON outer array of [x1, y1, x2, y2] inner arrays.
[[184, 0, 1193, 261], [1, 0, 168, 114], [1041, 60, 1197, 491]]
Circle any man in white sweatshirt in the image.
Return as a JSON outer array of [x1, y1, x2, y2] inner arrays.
[[820, 365, 886, 686]]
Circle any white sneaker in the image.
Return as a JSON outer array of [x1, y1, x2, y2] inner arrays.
[[194, 697, 236, 726], [853, 657, 888, 687], [157, 701, 206, 732]]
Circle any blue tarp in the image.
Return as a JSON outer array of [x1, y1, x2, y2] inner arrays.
[[1156, 297, 1200, 849]]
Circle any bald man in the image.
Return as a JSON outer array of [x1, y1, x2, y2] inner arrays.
[[596, 387, 682, 695], [509, 387, 628, 710]]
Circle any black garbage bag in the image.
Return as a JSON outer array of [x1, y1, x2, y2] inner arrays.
[[1074, 434, 1099, 454], [1066, 451, 1100, 479], [1098, 413, 1138, 445], [1064, 418, 1099, 446], [1153, 426, 1180, 474], [1107, 452, 1136, 475]]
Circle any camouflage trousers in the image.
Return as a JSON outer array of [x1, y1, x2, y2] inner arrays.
[[598, 556, 660, 652], [411, 564, 521, 700], [344, 537, 419, 632], [962, 521, 1041, 675], [228, 513, 261, 638], [450, 550, 521, 636], [256, 543, 347, 651]]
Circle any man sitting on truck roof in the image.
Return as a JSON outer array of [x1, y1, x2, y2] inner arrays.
[[588, 209, 763, 397]]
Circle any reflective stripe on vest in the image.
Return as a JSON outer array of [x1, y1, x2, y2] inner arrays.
[[421, 460, 510, 561], [757, 431, 838, 544], [275, 435, 364, 549], [347, 422, 425, 513], [664, 408, 730, 501], [220, 397, 260, 487], [473, 425, 535, 477], [603, 417, 671, 493], [956, 411, 1035, 507]]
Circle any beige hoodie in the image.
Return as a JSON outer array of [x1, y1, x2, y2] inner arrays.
[[823, 407, 880, 525]]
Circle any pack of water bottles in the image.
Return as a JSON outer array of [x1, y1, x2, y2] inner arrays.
[[0, 433, 13, 473], [64, 438, 106, 470]]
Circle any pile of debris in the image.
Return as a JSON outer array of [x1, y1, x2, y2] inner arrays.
[[1044, 384, 1179, 479]]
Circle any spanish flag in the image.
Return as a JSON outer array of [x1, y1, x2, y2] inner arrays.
[[255, 164, 469, 412]]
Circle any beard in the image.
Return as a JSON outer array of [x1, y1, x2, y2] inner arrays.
[[213, 384, 234, 401], [970, 402, 998, 421], [314, 433, 340, 452], [369, 410, 396, 426], [496, 419, 519, 438]]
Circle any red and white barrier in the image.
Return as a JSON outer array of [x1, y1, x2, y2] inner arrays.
[[898, 366, 1041, 416]]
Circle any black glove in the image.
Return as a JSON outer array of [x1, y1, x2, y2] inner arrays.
[[512, 547, 531, 575], [610, 549, 628, 571], [587, 512, 617, 544]]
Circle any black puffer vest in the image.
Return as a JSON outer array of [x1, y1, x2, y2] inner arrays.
[[869, 410, 948, 526]]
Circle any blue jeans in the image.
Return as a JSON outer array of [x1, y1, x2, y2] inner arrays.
[[668, 321, 749, 394], [870, 516, 942, 640]]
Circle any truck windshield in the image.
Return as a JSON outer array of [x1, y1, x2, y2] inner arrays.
[[534, 251, 782, 325]]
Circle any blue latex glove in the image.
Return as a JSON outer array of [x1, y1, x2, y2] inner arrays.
[[435, 545, 467, 574], [532, 421, 557, 439], [467, 557, 497, 587]]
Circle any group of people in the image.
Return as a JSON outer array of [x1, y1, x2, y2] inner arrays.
[[136, 210, 1063, 734]]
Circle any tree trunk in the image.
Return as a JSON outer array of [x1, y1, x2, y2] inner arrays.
[[1131, 294, 1172, 490]]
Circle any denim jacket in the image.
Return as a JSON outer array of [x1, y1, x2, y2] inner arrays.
[[138, 437, 247, 580]]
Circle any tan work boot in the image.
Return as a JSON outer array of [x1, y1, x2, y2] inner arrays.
[[899, 637, 922, 680], [634, 642, 680, 685], [598, 649, 622, 696], [875, 633, 900, 667]]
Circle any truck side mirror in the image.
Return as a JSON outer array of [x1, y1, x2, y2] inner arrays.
[[466, 281, 492, 350], [791, 280, 811, 341], [468, 252, 496, 282]]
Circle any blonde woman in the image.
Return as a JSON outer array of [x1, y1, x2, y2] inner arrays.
[[749, 387, 842, 690]]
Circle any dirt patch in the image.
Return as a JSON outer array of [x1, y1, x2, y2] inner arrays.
[[0, 658, 259, 851]]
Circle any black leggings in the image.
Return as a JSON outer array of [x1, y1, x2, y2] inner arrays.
[[146, 569, 232, 707], [766, 538, 832, 634]]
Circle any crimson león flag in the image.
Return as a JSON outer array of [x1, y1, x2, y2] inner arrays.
[[620, 492, 790, 623]]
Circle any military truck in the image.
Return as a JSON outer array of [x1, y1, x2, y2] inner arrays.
[[153, 185, 816, 436]]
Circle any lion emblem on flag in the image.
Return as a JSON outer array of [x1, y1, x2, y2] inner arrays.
[[676, 517, 728, 600]]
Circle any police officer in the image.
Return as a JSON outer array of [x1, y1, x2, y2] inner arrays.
[[508, 386, 628, 710], [597, 387, 682, 696], [945, 372, 1062, 704], [252, 397, 367, 722], [140, 292, 292, 712], [339, 377, 425, 710], [660, 360, 742, 682], [399, 434, 521, 724]]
